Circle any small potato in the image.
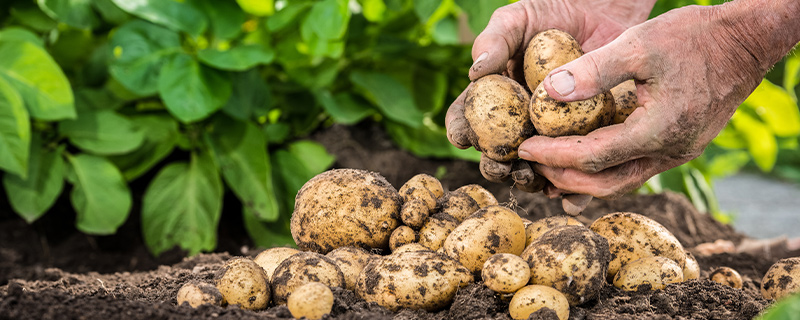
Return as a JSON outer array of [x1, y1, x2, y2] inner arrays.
[[455, 184, 498, 208], [709, 267, 743, 289], [523, 29, 583, 92], [392, 243, 433, 254], [214, 258, 270, 310], [683, 252, 700, 281], [525, 216, 583, 248], [271, 252, 345, 304], [326, 246, 375, 291], [761, 257, 800, 300], [418, 213, 459, 251], [253, 247, 300, 281], [444, 205, 527, 273], [400, 174, 444, 199], [177, 281, 224, 308], [508, 285, 569, 320], [529, 82, 615, 137], [482, 253, 530, 294], [400, 183, 438, 211], [390, 225, 418, 252], [438, 191, 481, 222], [610, 80, 639, 124], [612, 256, 683, 291], [401, 200, 430, 229], [287, 282, 334, 320]]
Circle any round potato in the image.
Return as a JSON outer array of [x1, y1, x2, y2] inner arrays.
[[401, 200, 430, 229], [709, 267, 743, 289], [522, 225, 610, 306], [253, 247, 300, 281], [390, 225, 418, 252], [438, 191, 481, 223], [177, 281, 224, 308], [418, 213, 459, 251], [761, 257, 800, 300], [523, 29, 583, 92], [393, 243, 434, 254], [525, 216, 583, 248], [464, 74, 535, 162], [443, 205, 527, 273], [455, 184, 498, 208], [482, 253, 530, 294], [400, 173, 444, 199], [356, 251, 473, 311], [271, 252, 345, 304], [683, 252, 700, 281], [508, 285, 569, 320], [291, 169, 402, 253], [214, 258, 270, 310], [287, 282, 334, 320], [611, 80, 639, 124], [612, 256, 683, 291], [400, 182, 437, 211], [326, 246, 375, 291], [530, 82, 615, 137]]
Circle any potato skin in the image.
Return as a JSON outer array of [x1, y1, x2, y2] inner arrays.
[[465, 74, 534, 162], [611, 80, 639, 124], [253, 247, 300, 281], [390, 225, 418, 252], [482, 253, 530, 294], [683, 252, 700, 281], [401, 200, 430, 229], [443, 205, 527, 273], [418, 213, 459, 251], [400, 174, 444, 199], [525, 216, 583, 248], [287, 282, 334, 320], [612, 256, 683, 291], [438, 191, 481, 223], [291, 169, 402, 253], [523, 29, 583, 92], [177, 281, 224, 308], [455, 184, 498, 208], [214, 258, 270, 310], [508, 285, 570, 320], [393, 243, 433, 254], [709, 267, 743, 289], [761, 257, 800, 300], [530, 82, 615, 137], [326, 246, 376, 291], [271, 252, 345, 304], [356, 251, 473, 311]]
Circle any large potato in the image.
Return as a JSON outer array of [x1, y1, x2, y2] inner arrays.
[[418, 213, 459, 251], [612, 256, 683, 291], [525, 215, 583, 248], [761, 257, 800, 300], [291, 169, 402, 253], [443, 205, 527, 273], [253, 247, 300, 281], [356, 251, 473, 311], [523, 29, 583, 92], [464, 74, 534, 162], [271, 252, 345, 304], [522, 225, 610, 306], [214, 258, 270, 310], [326, 246, 375, 291], [529, 82, 615, 137], [508, 285, 569, 320], [590, 212, 686, 280]]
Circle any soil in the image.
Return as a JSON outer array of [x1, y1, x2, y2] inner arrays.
[[0, 122, 788, 320]]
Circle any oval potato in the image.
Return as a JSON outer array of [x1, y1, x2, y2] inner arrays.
[[253, 247, 300, 281], [214, 258, 270, 310], [455, 184, 498, 208], [287, 282, 334, 320], [400, 174, 444, 199], [438, 191, 481, 223], [418, 213, 459, 251], [401, 199, 430, 229], [390, 225, 418, 252], [177, 281, 224, 308], [683, 252, 700, 281], [525, 216, 583, 248], [326, 246, 375, 291], [443, 205, 527, 273], [271, 252, 345, 304], [611, 80, 639, 124], [509, 285, 569, 320], [709, 267, 743, 289], [523, 29, 583, 92], [612, 256, 683, 291], [761, 257, 800, 300], [482, 253, 530, 294], [530, 82, 615, 137]]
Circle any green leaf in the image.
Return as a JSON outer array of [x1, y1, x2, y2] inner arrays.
[[757, 292, 800, 320], [109, 20, 181, 96], [0, 76, 30, 177], [432, 16, 460, 45], [285, 60, 341, 89], [109, 114, 179, 181], [111, 0, 207, 36], [263, 122, 290, 144], [158, 54, 232, 123], [350, 71, 424, 127], [386, 121, 481, 161], [454, 0, 507, 34], [414, 0, 442, 22], [9, 6, 57, 32], [360, 0, 387, 22], [243, 208, 295, 248], [731, 111, 778, 172], [315, 90, 374, 124], [3, 140, 65, 223], [267, 3, 311, 32], [707, 150, 750, 178], [92, 0, 130, 25], [287, 140, 335, 175], [65, 154, 132, 235], [713, 124, 747, 149], [37, 0, 99, 30], [74, 88, 123, 111], [0, 27, 45, 47], [784, 51, 800, 100], [413, 69, 447, 113], [236, 0, 274, 16], [198, 44, 275, 71], [222, 69, 271, 121], [206, 117, 279, 221], [142, 150, 222, 256], [681, 166, 707, 213], [302, 0, 350, 41], [194, 0, 246, 40], [59, 109, 145, 155], [741, 79, 800, 137]]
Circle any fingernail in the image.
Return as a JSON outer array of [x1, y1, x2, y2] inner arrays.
[[471, 52, 488, 71], [518, 149, 531, 160], [550, 70, 575, 96]]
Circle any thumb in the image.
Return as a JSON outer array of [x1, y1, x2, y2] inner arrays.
[[468, 3, 528, 81]]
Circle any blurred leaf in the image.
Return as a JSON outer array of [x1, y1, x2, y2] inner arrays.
[[288, 140, 335, 175], [413, 68, 447, 113], [194, 0, 246, 40], [0, 77, 30, 178], [302, 0, 350, 41], [350, 70, 424, 127], [74, 88, 123, 111], [315, 90, 374, 125], [682, 166, 707, 213], [271, 140, 334, 212], [111, 0, 207, 36], [432, 16, 459, 45], [9, 6, 57, 32], [158, 54, 232, 123], [414, 0, 441, 22], [109, 114, 179, 181], [386, 121, 481, 161], [243, 207, 295, 248], [731, 112, 777, 172], [454, 0, 506, 34], [222, 69, 271, 121], [360, 0, 387, 22], [707, 150, 750, 178], [263, 122, 290, 144], [109, 20, 181, 96], [713, 124, 747, 149], [236, 0, 274, 16], [59, 109, 145, 155], [0, 27, 45, 47], [741, 79, 800, 137], [267, 2, 310, 32], [285, 59, 340, 89], [65, 153, 131, 235], [92, 0, 129, 25], [37, 0, 99, 29], [142, 149, 222, 256], [757, 292, 800, 320], [198, 44, 275, 71], [49, 28, 95, 67], [3, 139, 64, 223], [784, 51, 800, 100]]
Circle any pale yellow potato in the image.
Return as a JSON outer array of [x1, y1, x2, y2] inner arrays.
[[611, 80, 640, 124], [418, 213, 459, 251], [400, 173, 444, 199], [521, 225, 610, 306], [253, 247, 300, 281], [525, 216, 583, 248], [390, 225, 418, 252], [176, 281, 224, 308], [709, 267, 743, 289], [455, 184, 498, 208], [464, 74, 534, 162], [438, 191, 480, 222], [400, 183, 437, 211], [214, 258, 270, 310], [612, 256, 683, 291], [291, 169, 402, 253], [482, 253, 530, 294], [443, 205, 526, 273], [271, 252, 345, 304], [529, 82, 615, 137], [761, 257, 800, 300], [589, 212, 686, 280], [326, 246, 376, 291], [287, 282, 334, 320], [401, 199, 430, 229], [392, 243, 433, 254], [508, 285, 569, 320], [683, 252, 700, 281], [356, 251, 473, 311], [523, 29, 583, 92]]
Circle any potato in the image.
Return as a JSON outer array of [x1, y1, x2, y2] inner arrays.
[[508, 285, 569, 320], [401, 200, 429, 229], [287, 282, 334, 320], [525, 216, 583, 248], [393, 243, 434, 254], [214, 258, 270, 310], [390, 225, 418, 252], [356, 251, 473, 311], [611, 80, 639, 124], [683, 252, 700, 281], [176, 281, 224, 308], [482, 253, 530, 294], [589, 212, 686, 280], [400, 182, 438, 211], [443, 205, 526, 273], [326, 246, 375, 291], [522, 225, 610, 306], [761, 257, 800, 300], [529, 82, 615, 137], [438, 190, 481, 222], [709, 267, 743, 289], [455, 184, 498, 208], [464, 74, 535, 162], [291, 169, 402, 253], [271, 252, 346, 304], [253, 247, 300, 281], [400, 173, 444, 199], [523, 29, 583, 92], [612, 256, 683, 291], [418, 213, 459, 251]]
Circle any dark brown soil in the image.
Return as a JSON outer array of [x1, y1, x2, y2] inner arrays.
[[0, 123, 786, 319]]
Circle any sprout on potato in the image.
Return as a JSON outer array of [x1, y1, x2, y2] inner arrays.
[[709, 267, 743, 289], [508, 285, 570, 320], [482, 253, 530, 294], [443, 205, 527, 273], [271, 252, 345, 305], [214, 258, 270, 310], [612, 256, 683, 291], [176, 281, 224, 308], [287, 282, 334, 320], [761, 257, 800, 300]]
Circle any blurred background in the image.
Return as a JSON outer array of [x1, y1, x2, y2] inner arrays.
[[0, 0, 798, 257]]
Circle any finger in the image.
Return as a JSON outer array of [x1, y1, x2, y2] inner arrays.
[[511, 160, 547, 193], [446, 84, 474, 149], [468, 3, 528, 81], [480, 154, 512, 183], [562, 194, 593, 216], [533, 158, 659, 199]]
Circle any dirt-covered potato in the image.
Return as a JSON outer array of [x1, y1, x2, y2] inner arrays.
[[590, 212, 686, 280], [522, 225, 609, 306], [291, 169, 402, 253], [610, 80, 639, 124], [529, 82, 615, 137], [390, 225, 418, 252], [482, 253, 530, 294], [393, 243, 433, 254], [418, 213, 459, 251], [761, 257, 800, 300], [523, 29, 583, 92], [401, 200, 430, 229], [709, 267, 743, 289], [214, 258, 270, 310], [357, 250, 473, 311], [400, 173, 444, 199], [464, 74, 535, 162], [508, 285, 569, 320], [287, 282, 333, 320], [271, 252, 345, 304], [326, 246, 375, 291], [443, 205, 527, 273], [455, 184, 498, 208], [438, 191, 481, 222], [253, 247, 300, 281], [683, 252, 700, 281], [176, 281, 224, 308], [525, 216, 583, 248], [612, 256, 683, 291], [400, 182, 438, 211]]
